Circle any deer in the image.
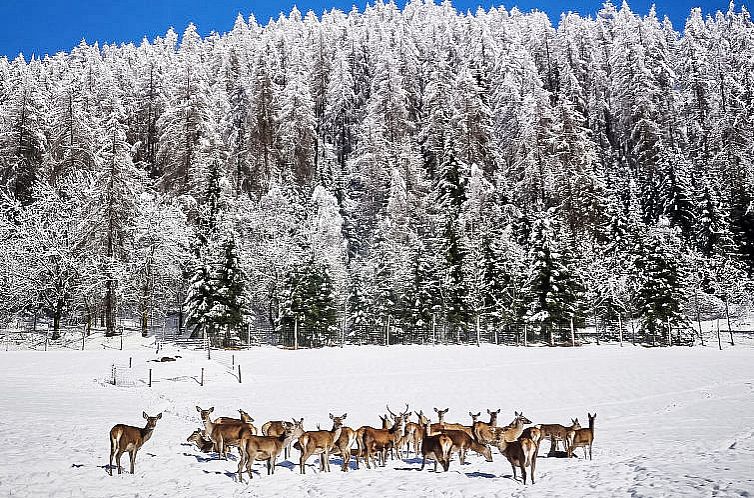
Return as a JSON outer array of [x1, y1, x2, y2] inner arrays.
[[471, 408, 502, 445], [108, 412, 162, 475], [236, 424, 300, 482], [400, 411, 427, 457], [362, 412, 406, 469], [354, 414, 391, 469], [485, 411, 531, 445], [568, 413, 596, 459], [535, 418, 581, 456], [494, 425, 540, 484], [186, 428, 214, 453], [196, 406, 255, 458], [327, 413, 357, 471], [262, 417, 304, 459], [429, 407, 450, 433], [419, 422, 453, 472], [297, 424, 343, 474], [441, 428, 493, 464], [386, 404, 411, 459]]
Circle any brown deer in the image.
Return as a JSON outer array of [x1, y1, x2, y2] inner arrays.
[[568, 413, 596, 459], [485, 411, 531, 445], [494, 426, 540, 484], [362, 413, 405, 468], [196, 406, 255, 458], [297, 425, 343, 474], [108, 412, 162, 475], [354, 415, 391, 469], [420, 422, 453, 472], [471, 408, 501, 445], [327, 413, 357, 471], [429, 407, 449, 433], [400, 411, 427, 457], [441, 429, 492, 464], [236, 424, 300, 482], [262, 417, 304, 459], [186, 428, 214, 453], [386, 404, 410, 459], [536, 418, 581, 456]]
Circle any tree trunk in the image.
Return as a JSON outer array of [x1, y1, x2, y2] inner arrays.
[[51, 297, 63, 340]]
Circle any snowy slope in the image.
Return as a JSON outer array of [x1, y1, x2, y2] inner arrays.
[[1, 342, 753, 497]]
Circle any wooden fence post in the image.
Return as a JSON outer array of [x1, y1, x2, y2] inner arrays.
[[129, 357, 132, 368], [148, 368, 152, 388], [476, 315, 481, 347], [385, 315, 391, 347], [523, 324, 528, 347], [717, 318, 722, 351], [237, 364, 242, 383], [570, 317, 575, 347], [617, 314, 623, 347], [432, 314, 437, 344], [200, 367, 204, 387], [294, 316, 299, 351], [695, 288, 705, 346], [666, 317, 672, 347], [724, 298, 734, 346]]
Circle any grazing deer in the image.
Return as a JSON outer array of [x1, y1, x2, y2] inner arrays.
[[327, 413, 357, 471], [196, 406, 255, 458], [420, 422, 452, 472], [237, 424, 300, 482], [186, 428, 214, 453], [108, 412, 162, 475], [362, 413, 406, 468], [536, 418, 581, 456], [297, 424, 343, 474], [568, 413, 596, 459], [494, 426, 540, 484], [262, 418, 304, 459]]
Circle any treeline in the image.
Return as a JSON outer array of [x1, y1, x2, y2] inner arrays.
[[0, 1, 752, 343]]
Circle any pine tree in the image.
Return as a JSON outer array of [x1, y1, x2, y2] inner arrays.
[[213, 235, 249, 341], [631, 221, 688, 344]]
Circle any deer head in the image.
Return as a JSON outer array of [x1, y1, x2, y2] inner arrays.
[[433, 407, 449, 423], [195, 406, 214, 422], [238, 409, 254, 423], [416, 410, 429, 425], [469, 411, 481, 423], [143, 411, 162, 429], [329, 412, 348, 429], [487, 408, 501, 425], [514, 411, 532, 425]]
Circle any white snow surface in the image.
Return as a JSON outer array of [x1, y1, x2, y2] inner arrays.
[[1, 341, 753, 497]]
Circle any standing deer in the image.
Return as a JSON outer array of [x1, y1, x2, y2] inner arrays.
[[420, 422, 453, 472], [297, 424, 343, 474], [441, 428, 492, 464], [237, 424, 300, 482], [262, 417, 304, 459], [196, 406, 255, 458], [401, 411, 427, 457], [429, 407, 450, 433], [485, 411, 531, 445], [472, 408, 502, 445], [568, 413, 596, 459], [328, 413, 357, 471], [108, 412, 162, 475], [354, 415, 391, 469], [536, 418, 581, 456], [386, 404, 410, 459], [494, 426, 540, 484], [362, 413, 405, 468]]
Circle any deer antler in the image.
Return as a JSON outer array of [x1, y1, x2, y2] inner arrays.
[[386, 404, 397, 417]]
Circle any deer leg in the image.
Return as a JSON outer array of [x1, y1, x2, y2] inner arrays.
[[109, 440, 116, 476], [300, 451, 307, 474], [238, 450, 247, 482], [511, 463, 517, 481], [589, 442, 593, 460], [341, 444, 350, 472], [129, 449, 136, 474], [531, 453, 537, 484], [115, 448, 125, 474], [434, 458, 438, 472], [521, 464, 527, 485], [420, 455, 426, 471], [548, 435, 557, 456]]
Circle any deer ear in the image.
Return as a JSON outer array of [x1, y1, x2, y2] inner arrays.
[[209, 407, 214, 413], [487, 409, 491, 415], [434, 407, 439, 413], [329, 413, 334, 419], [157, 413, 162, 420], [143, 411, 148, 419], [342, 413, 347, 419], [196, 406, 201, 412]]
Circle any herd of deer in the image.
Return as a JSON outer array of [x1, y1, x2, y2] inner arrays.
[[108, 405, 597, 485]]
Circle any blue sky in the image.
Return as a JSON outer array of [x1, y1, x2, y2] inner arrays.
[[0, 0, 745, 59]]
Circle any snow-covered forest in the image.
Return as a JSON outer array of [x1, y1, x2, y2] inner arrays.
[[0, 1, 753, 345]]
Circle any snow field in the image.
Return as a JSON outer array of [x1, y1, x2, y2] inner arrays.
[[1, 342, 753, 497]]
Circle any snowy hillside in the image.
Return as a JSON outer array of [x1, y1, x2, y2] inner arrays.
[[1, 340, 752, 497]]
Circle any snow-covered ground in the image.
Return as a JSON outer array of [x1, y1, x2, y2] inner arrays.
[[1, 339, 753, 497]]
